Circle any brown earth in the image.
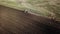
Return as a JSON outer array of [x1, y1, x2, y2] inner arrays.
[[0, 5, 60, 34]]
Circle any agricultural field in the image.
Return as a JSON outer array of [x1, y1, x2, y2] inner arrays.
[[0, 0, 60, 20]]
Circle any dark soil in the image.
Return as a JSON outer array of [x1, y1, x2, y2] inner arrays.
[[0, 5, 60, 34]]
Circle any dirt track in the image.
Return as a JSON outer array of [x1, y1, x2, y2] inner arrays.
[[0, 5, 60, 34]]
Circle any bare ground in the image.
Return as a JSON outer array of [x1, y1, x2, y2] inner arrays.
[[0, 5, 60, 34]]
